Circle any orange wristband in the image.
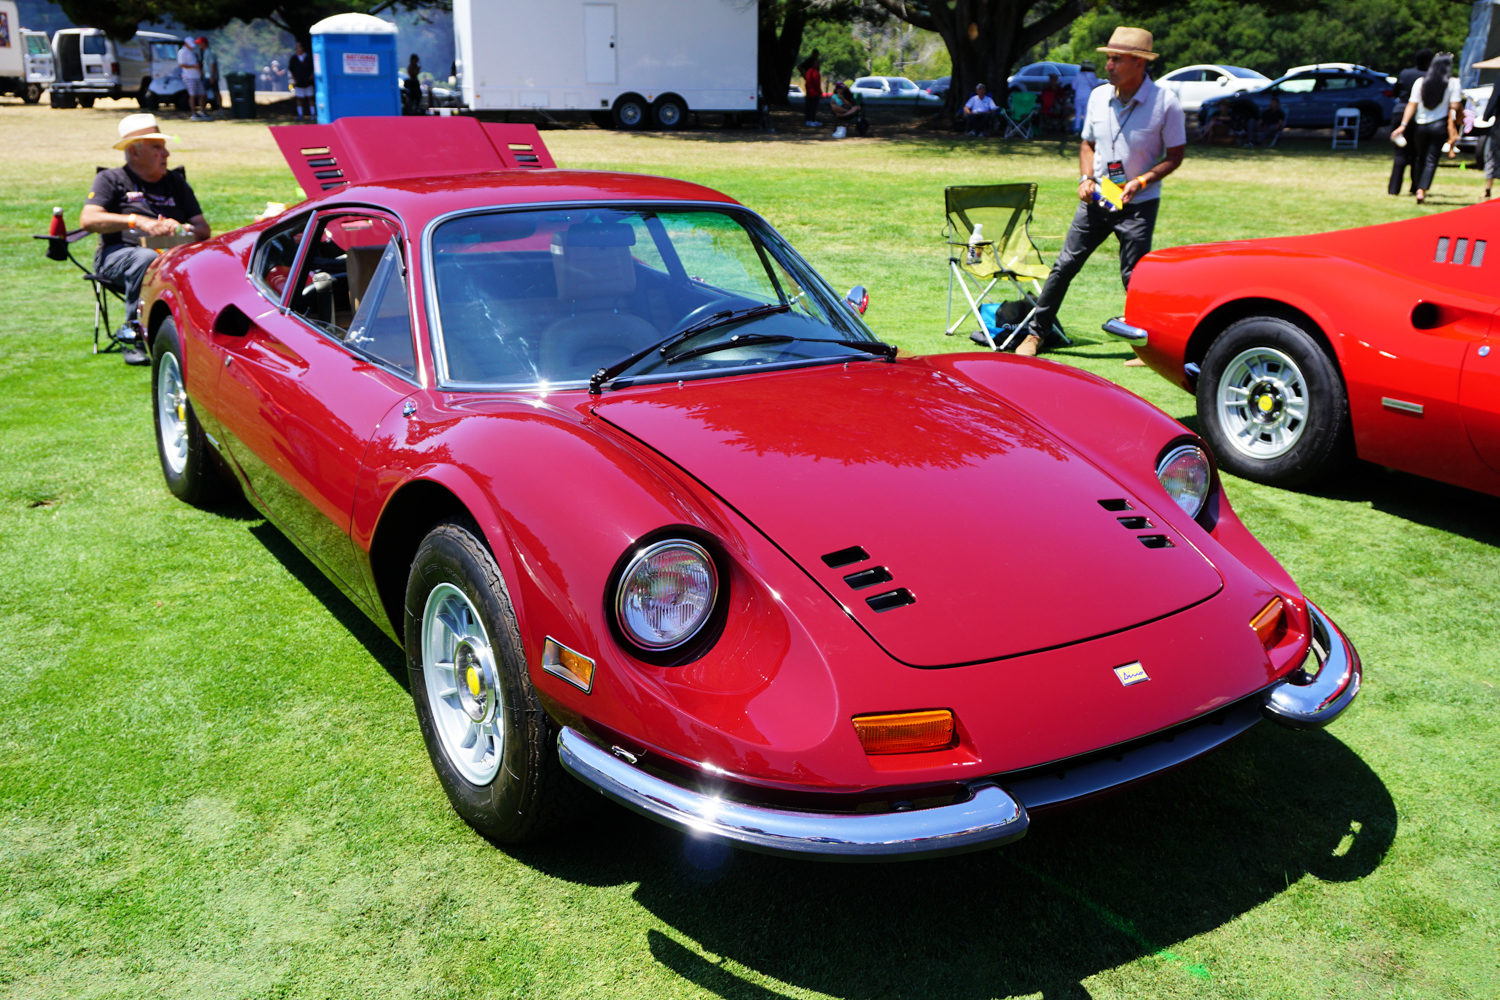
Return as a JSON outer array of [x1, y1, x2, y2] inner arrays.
[[1136, 174, 1151, 187]]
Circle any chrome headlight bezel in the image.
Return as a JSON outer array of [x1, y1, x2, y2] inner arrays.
[[1156, 442, 1214, 522], [608, 532, 728, 664]]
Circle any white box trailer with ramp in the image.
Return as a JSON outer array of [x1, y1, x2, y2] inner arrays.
[[453, 0, 757, 128]]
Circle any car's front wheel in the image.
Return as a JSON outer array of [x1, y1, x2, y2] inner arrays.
[[405, 520, 585, 844], [152, 319, 228, 505], [1196, 315, 1350, 487]]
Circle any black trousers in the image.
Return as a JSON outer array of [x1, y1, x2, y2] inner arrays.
[[1027, 198, 1160, 340], [1411, 119, 1448, 192], [804, 91, 820, 122], [1388, 139, 1414, 195]]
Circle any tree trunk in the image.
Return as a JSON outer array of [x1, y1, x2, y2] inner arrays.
[[759, 1, 811, 107]]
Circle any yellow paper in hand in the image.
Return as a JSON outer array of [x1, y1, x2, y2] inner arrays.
[[1098, 177, 1125, 211]]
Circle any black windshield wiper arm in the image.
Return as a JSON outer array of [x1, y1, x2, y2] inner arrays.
[[588, 303, 791, 394], [664, 333, 795, 365]]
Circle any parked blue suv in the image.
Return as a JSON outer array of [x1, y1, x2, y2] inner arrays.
[[1198, 66, 1398, 139]]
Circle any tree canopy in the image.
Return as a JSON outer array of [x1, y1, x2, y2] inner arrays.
[[53, 0, 448, 43]]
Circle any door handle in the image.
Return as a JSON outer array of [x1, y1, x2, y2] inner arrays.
[[402, 400, 417, 417]]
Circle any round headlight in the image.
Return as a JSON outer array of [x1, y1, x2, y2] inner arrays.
[[615, 540, 719, 650], [1157, 444, 1211, 519]]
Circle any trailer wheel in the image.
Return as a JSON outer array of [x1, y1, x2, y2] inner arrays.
[[652, 94, 685, 130], [613, 93, 647, 130]]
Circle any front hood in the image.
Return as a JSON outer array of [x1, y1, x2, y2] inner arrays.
[[594, 363, 1222, 667]]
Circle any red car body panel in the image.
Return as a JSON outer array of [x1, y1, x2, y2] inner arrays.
[[135, 119, 1349, 833], [1125, 201, 1500, 495]]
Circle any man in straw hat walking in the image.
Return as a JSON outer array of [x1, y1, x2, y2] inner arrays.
[[1016, 27, 1185, 364], [80, 114, 211, 364]]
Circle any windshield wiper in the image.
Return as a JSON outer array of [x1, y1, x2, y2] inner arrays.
[[588, 303, 791, 394], [665, 333, 795, 364]]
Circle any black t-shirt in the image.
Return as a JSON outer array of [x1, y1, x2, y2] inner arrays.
[[87, 164, 202, 260], [1260, 106, 1286, 126], [289, 52, 314, 88]]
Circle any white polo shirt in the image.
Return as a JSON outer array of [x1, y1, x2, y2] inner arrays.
[[177, 44, 201, 80], [1407, 78, 1461, 124], [1080, 74, 1185, 203]]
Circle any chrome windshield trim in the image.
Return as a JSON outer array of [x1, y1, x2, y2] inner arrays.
[[557, 727, 1029, 861], [1102, 317, 1150, 343], [1261, 601, 1361, 730], [419, 199, 875, 393]]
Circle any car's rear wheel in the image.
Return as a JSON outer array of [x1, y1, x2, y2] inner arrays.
[[1197, 315, 1350, 487], [152, 319, 229, 506], [1357, 106, 1379, 141], [406, 520, 587, 844]]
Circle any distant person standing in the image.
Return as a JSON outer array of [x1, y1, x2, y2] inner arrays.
[[197, 37, 219, 113], [1388, 48, 1433, 196], [177, 38, 206, 120], [403, 54, 423, 114], [1473, 54, 1500, 199], [801, 51, 822, 127], [289, 40, 316, 120], [1390, 52, 1461, 205], [1017, 27, 1185, 362], [1071, 61, 1100, 133], [265, 59, 288, 93]]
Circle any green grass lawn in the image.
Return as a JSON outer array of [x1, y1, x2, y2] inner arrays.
[[1, 104, 1497, 999]]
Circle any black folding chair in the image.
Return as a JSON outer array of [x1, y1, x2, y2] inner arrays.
[[34, 227, 131, 355]]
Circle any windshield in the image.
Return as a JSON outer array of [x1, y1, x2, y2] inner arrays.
[[431, 206, 876, 389], [27, 35, 52, 55]]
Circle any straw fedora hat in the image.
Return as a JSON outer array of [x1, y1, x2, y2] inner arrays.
[[112, 113, 174, 151], [1097, 26, 1159, 61], [1474, 54, 1500, 70]]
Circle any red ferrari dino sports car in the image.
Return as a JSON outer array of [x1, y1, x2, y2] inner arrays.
[[140, 117, 1359, 860], [1108, 201, 1500, 494]]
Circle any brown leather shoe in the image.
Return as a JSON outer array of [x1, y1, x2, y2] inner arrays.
[[1122, 357, 1146, 367], [1015, 334, 1042, 357]]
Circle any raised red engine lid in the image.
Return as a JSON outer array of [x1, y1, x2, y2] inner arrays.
[[595, 362, 1223, 666]]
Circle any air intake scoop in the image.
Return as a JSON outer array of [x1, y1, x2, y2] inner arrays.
[[595, 363, 1223, 666]]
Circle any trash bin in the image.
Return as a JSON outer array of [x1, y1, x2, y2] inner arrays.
[[310, 12, 400, 124], [225, 72, 256, 119]]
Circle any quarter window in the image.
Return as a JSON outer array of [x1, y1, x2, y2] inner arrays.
[[288, 214, 403, 339], [344, 238, 417, 376]]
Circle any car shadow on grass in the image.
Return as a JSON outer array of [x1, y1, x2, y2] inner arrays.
[[246, 519, 409, 692], [1306, 460, 1500, 549], [513, 724, 1393, 999]]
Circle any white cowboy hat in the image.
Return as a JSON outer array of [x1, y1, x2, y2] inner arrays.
[[113, 113, 174, 151]]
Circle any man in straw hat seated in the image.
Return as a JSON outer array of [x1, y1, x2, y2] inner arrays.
[[80, 113, 211, 365], [1015, 27, 1185, 365]]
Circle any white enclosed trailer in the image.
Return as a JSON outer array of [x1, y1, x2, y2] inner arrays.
[[452, 0, 758, 128]]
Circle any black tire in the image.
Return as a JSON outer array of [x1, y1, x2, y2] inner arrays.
[[405, 520, 589, 844], [51, 91, 75, 109], [140, 90, 159, 111], [23, 82, 42, 104], [1357, 107, 1379, 141], [77, 95, 95, 108], [652, 94, 685, 130], [1196, 315, 1350, 487], [173, 90, 190, 111], [151, 318, 228, 506], [612, 93, 647, 130]]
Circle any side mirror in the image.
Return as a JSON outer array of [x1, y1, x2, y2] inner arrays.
[[1218, 77, 1230, 87], [212, 303, 253, 337], [844, 285, 869, 315]]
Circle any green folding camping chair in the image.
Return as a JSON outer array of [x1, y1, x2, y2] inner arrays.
[[944, 183, 1068, 351]]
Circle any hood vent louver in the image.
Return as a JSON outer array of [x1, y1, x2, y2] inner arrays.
[[1138, 534, 1175, 549], [866, 588, 916, 613], [1098, 498, 1133, 511], [843, 566, 893, 590], [822, 546, 869, 568], [1435, 235, 1486, 267]]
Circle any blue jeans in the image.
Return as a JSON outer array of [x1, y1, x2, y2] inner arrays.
[[95, 244, 158, 324]]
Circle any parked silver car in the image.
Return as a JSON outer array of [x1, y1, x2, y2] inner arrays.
[[849, 76, 943, 107]]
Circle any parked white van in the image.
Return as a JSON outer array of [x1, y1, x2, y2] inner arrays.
[[0, 0, 51, 103], [49, 27, 183, 108]]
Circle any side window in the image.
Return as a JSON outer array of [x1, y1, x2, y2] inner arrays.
[[82, 35, 106, 55], [253, 213, 309, 302], [345, 238, 417, 376], [1201, 70, 1222, 83], [1278, 77, 1317, 94], [288, 213, 402, 338]]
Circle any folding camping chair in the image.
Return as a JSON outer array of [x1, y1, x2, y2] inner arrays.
[[999, 91, 1038, 139], [943, 183, 1069, 351], [34, 226, 130, 355]]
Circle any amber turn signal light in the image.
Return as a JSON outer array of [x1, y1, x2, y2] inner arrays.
[[1250, 596, 1287, 649], [852, 709, 956, 755], [541, 637, 595, 693]]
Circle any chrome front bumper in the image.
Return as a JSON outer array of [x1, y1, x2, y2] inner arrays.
[[557, 727, 1029, 861], [1102, 317, 1149, 344], [1261, 601, 1361, 730], [558, 604, 1357, 860]]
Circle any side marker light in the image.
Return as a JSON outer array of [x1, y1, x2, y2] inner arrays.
[[1250, 596, 1287, 649], [852, 709, 956, 755], [542, 637, 595, 693]]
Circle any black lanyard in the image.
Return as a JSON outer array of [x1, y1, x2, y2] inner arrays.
[[1108, 95, 1141, 162]]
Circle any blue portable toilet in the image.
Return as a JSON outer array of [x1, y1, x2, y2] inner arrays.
[[310, 12, 400, 123]]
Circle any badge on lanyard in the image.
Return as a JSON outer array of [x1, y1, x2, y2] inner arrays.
[[1106, 160, 1127, 185]]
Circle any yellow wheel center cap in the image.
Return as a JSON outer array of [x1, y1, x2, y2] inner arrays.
[[1257, 394, 1274, 413], [465, 665, 482, 698]]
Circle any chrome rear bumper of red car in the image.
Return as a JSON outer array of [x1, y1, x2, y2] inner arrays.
[[557, 728, 1030, 861]]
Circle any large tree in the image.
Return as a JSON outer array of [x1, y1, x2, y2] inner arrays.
[[760, 0, 876, 105], [54, 0, 447, 43]]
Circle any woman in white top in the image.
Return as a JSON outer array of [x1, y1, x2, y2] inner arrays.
[[1390, 53, 1461, 204]]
